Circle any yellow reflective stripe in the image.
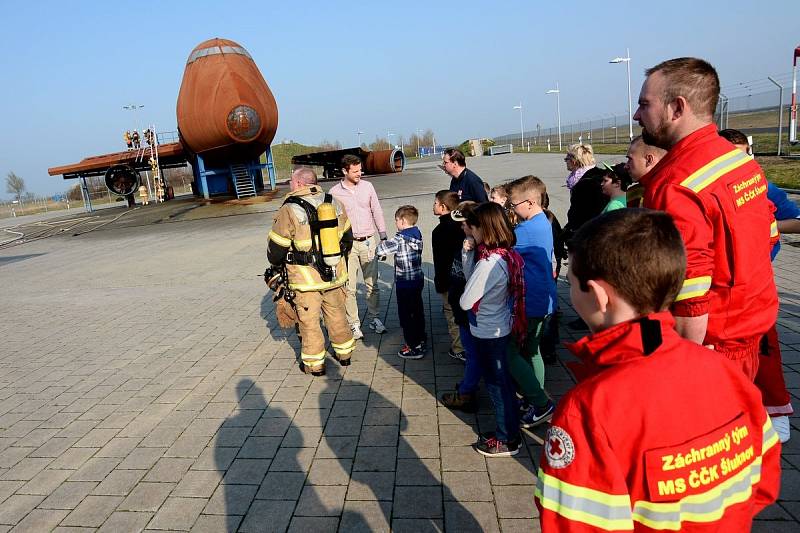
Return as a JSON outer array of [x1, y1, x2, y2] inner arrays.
[[680, 150, 741, 189], [769, 220, 778, 238], [675, 276, 712, 302], [293, 238, 312, 250], [331, 338, 355, 350], [293, 265, 317, 290], [290, 271, 347, 292], [762, 417, 779, 453], [268, 230, 291, 247], [536, 469, 634, 531], [632, 458, 762, 530], [341, 218, 351, 235], [291, 280, 346, 291], [331, 338, 355, 355], [301, 349, 326, 363], [289, 264, 347, 292], [680, 149, 751, 193]]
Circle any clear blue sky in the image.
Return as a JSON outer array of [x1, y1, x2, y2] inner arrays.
[[1, 0, 797, 196]]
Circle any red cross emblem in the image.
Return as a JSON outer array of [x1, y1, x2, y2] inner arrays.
[[549, 437, 563, 457], [545, 426, 574, 469]]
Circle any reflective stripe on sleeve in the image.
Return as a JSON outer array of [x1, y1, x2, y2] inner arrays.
[[268, 230, 292, 247], [770, 220, 778, 239], [762, 417, 779, 453], [631, 458, 762, 530], [674, 276, 712, 302], [680, 150, 752, 193], [535, 469, 635, 531]]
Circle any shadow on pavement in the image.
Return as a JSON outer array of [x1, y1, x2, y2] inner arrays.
[[216, 263, 494, 530]]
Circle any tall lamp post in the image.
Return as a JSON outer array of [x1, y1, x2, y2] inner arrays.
[[546, 84, 562, 151], [609, 49, 633, 141], [387, 131, 395, 148], [513, 103, 524, 150], [357, 130, 364, 147]]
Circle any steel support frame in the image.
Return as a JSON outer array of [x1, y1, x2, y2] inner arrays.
[[192, 146, 276, 199]]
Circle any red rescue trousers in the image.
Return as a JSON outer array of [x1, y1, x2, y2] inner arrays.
[[715, 335, 760, 381], [755, 323, 794, 416]]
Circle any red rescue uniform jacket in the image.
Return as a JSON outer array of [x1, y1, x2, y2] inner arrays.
[[639, 125, 778, 354], [536, 312, 781, 532]]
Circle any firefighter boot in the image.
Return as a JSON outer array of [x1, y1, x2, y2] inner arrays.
[[300, 362, 326, 376]]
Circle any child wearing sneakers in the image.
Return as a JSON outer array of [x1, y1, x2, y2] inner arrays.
[[432, 190, 466, 361], [377, 205, 426, 359], [441, 202, 481, 413], [506, 176, 557, 428], [460, 202, 526, 456], [536, 209, 780, 531]]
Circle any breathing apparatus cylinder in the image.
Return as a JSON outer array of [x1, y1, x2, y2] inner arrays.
[[316, 202, 341, 267]]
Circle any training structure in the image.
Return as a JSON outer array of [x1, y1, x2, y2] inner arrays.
[[48, 38, 280, 205], [291, 147, 405, 180]]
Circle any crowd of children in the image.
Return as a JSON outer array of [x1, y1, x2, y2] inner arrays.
[[370, 144, 782, 529], [375, 160, 566, 458], [369, 57, 794, 530]]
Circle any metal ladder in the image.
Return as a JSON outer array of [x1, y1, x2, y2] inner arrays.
[[231, 163, 256, 198]]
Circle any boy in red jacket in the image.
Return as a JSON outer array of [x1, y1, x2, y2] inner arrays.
[[536, 209, 780, 532]]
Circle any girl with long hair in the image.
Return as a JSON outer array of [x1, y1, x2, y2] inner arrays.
[[460, 202, 527, 456]]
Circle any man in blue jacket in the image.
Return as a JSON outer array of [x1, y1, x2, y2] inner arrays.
[[442, 148, 489, 203]]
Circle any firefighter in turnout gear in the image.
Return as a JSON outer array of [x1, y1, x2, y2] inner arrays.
[[267, 167, 355, 375]]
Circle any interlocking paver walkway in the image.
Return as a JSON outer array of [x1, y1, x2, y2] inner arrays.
[[0, 153, 798, 531]]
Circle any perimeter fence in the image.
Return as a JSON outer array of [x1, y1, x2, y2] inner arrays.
[[494, 76, 798, 156]]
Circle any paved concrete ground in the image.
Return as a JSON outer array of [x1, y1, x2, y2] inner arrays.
[[0, 153, 798, 532]]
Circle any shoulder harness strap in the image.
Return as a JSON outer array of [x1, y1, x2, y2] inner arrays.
[[281, 194, 333, 281]]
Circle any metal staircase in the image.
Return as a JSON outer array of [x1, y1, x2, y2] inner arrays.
[[231, 163, 256, 198]]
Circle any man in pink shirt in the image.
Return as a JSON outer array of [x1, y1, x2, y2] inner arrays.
[[329, 154, 389, 339]]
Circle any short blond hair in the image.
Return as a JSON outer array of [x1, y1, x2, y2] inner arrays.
[[566, 143, 595, 168], [490, 184, 507, 197], [506, 175, 546, 203], [395, 205, 419, 225]]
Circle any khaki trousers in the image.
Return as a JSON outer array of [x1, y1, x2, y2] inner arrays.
[[438, 291, 463, 353], [345, 237, 380, 325], [294, 286, 355, 369]]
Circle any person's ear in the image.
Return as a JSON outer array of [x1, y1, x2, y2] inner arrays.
[[586, 280, 610, 313], [645, 153, 654, 167], [671, 96, 687, 121]]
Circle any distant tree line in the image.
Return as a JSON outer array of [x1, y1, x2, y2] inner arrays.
[[317, 129, 438, 155]]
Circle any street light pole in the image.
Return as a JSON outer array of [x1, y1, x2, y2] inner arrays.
[[546, 84, 562, 150], [513, 103, 524, 150], [610, 49, 633, 140], [767, 77, 784, 156], [387, 131, 395, 149], [357, 130, 364, 147]]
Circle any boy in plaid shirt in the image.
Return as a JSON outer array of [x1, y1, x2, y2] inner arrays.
[[378, 205, 426, 359]]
